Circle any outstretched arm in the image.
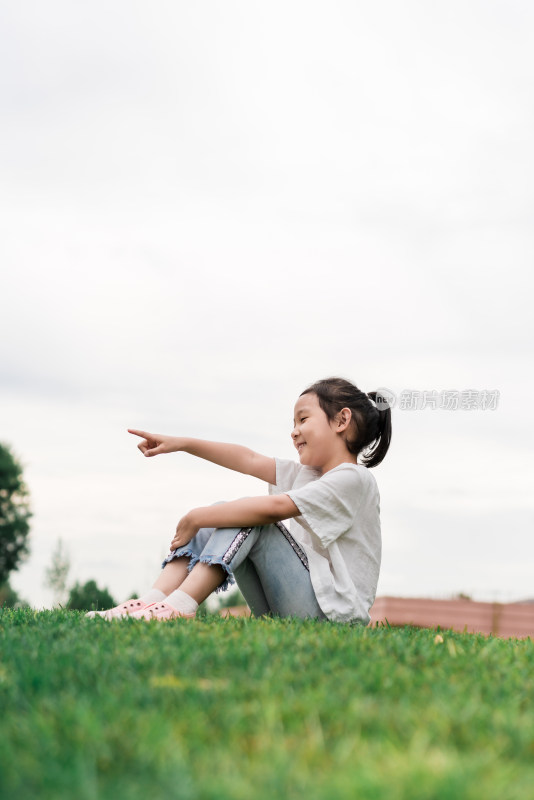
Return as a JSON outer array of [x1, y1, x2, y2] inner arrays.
[[170, 494, 300, 551], [128, 429, 276, 483]]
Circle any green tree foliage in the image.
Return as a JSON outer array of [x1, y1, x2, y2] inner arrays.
[[0, 442, 32, 585], [0, 580, 29, 608], [67, 579, 116, 611], [44, 539, 71, 607]]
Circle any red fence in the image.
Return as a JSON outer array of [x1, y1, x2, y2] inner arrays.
[[220, 598, 534, 638], [370, 596, 534, 639]]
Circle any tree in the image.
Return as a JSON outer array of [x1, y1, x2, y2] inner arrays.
[[67, 580, 116, 611], [0, 580, 29, 608], [0, 442, 32, 585], [44, 538, 71, 607]]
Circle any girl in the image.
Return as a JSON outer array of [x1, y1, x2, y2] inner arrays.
[[89, 377, 392, 624]]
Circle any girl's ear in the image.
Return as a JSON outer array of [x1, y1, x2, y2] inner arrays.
[[336, 407, 352, 431]]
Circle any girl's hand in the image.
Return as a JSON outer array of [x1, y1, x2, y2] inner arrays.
[[170, 512, 200, 551], [128, 429, 181, 457]]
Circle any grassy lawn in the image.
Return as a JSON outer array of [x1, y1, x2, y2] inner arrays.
[[1, 609, 533, 800]]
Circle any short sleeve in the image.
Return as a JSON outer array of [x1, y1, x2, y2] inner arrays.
[[268, 457, 302, 495], [286, 465, 365, 548]]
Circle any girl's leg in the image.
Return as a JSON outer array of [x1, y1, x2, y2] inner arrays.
[[178, 562, 226, 603], [87, 526, 230, 619], [151, 526, 230, 615], [232, 559, 271, 617], [168, 556, 271, 616], [152, 557, 190, 595], [246, 524, 326, 619], [176, 559, 271, 615], [157, 526, 220, 593], [182, 522, 326, 620], [156, 504, 229, 595]]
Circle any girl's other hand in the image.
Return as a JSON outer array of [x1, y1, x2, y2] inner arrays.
[[128, 429, 178, 457], [170, 512, 200, 550]]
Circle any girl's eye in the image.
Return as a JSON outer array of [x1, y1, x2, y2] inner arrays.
[[300, 417, 307, 423]]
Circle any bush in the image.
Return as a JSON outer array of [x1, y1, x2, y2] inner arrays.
[[67, 580, 116, 611]]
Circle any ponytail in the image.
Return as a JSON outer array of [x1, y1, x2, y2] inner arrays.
[[363, 390, 392, 468]]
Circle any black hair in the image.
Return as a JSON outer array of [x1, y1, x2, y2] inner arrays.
[[300, 377, 392, 468]]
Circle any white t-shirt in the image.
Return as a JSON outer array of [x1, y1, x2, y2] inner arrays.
[[268, 457, 381, 624]]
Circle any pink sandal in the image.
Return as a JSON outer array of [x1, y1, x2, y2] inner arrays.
[[129, 601, 196, 621], [85, 598, 150, 620]]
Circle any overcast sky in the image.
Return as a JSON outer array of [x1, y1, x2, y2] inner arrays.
[[2, 1, 533, 609]]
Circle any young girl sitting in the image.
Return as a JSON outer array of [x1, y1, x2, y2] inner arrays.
[[89, 377, 392, 624]]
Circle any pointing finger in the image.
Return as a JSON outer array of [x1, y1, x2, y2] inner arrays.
[[128, 429, 151, 439]]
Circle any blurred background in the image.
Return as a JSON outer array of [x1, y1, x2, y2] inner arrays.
[[1, 1, 533, 608]]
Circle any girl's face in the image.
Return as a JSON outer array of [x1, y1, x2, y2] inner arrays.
[[292, 392, 352, 473]]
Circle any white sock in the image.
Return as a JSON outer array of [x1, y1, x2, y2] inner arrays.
[[164, 589, 199, 615], [139, 588, 166, 605]]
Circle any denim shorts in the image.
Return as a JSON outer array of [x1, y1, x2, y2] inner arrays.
[[162, 521, 326, 620]]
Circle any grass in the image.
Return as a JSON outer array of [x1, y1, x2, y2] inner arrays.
[[0, 609, 533, 800]]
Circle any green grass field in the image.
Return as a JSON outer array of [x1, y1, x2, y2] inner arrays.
[[1, 609, 533, 800]]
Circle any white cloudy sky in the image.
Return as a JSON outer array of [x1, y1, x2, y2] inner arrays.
[[1, 1, 533, 609]]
